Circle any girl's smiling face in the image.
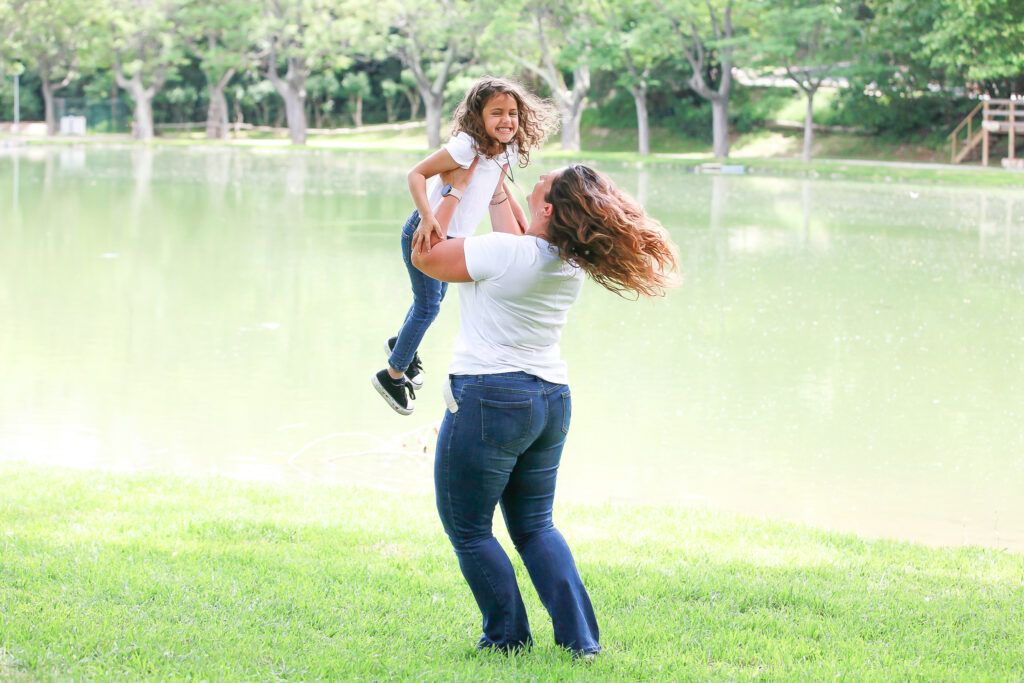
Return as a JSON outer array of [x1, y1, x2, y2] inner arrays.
[[481, 93, 518, 146]]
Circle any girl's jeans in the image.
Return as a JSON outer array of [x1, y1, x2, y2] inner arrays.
[[388, 210, 447, 374], [435, 372, 601, 655]]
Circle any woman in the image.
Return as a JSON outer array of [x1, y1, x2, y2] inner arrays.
[[412, 163, 678, 657]]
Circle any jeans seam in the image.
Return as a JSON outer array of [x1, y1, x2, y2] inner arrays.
[[440, 410, 458, 540], [465, 545, 512, 646]]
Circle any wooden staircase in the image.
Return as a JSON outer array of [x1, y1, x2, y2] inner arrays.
[[949, 99, 1022, 165]]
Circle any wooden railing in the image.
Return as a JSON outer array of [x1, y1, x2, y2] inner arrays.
[[949, 98, 1023, 165], [948, 101, 984, 163]]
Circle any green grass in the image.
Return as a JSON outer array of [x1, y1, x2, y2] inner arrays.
[[2, 464, 1022, 681], [15, 120, 1024, 187]]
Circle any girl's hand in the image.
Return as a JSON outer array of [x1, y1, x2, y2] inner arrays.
[[414, 157, 481, 254], [412, 213, 443, 255]]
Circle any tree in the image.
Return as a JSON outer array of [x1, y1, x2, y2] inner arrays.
[[306, 70, 339, 127], [256, 0, 358, 145], [3, 0, 99, 136], [595, 1, 669, 155], [497, 0, 596, 151], [181, 0, 258, 139], [341, 71, 370, 127], [108, 0, 187, 141], [652, 0, 738, 158], [386, 0, 484, 148], [920, 0, 1024, 93], [746, 0, 864, 161]]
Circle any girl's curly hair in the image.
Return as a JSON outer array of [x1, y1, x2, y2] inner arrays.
[[450, 76, 559, 168], [545, 164, 680, 298]]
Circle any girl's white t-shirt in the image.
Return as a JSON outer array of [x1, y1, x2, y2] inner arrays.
[[426, 132, 519, 239], [449, 232, 584, 384]]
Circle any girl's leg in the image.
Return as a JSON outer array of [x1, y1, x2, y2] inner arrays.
[[389, 211, 447, 374], [501, 383, 601, 656]]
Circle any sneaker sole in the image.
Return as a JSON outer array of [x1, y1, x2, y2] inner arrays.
[[383, 339, 424, 389], [370, 374, 414, 416]]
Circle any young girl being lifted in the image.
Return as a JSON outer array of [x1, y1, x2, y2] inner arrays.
[[372, 76, 558, 415]]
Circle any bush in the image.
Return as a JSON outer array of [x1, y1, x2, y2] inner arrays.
[[828, 91, 976, 138]]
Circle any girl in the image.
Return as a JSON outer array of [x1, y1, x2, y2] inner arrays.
[[372, 76, 558, 415]]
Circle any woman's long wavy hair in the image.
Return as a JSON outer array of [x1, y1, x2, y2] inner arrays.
[[545, 164, 680, 298], [451, 76, 559, 168]]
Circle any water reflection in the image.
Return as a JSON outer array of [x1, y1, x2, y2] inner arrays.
[[1, 146, 1022, 553]]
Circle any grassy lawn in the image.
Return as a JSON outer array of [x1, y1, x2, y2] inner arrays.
[[1, 463, 1022, 681], [15, 120, 1024, 187]]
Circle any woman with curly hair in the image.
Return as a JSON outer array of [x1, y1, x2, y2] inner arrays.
[[412, 163, 679, 658], [372, 76, 558, 415]]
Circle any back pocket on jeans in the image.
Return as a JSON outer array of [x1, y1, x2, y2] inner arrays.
[[480, 398, 533, 449]]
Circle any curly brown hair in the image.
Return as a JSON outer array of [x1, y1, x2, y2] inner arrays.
[[545, 164, 680, 298], [450, 76, 559, 168]]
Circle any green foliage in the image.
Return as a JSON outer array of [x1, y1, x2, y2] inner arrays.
[[922, 0, 1024, 84], [828, 90, 977, 138], [340, 71, 370, 97], [2, 0, 1020, 149]]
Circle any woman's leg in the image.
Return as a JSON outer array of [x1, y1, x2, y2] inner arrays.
[[434, 376, 542, 651], [389, 211, 447, 374], [501, 383, 601, 656]]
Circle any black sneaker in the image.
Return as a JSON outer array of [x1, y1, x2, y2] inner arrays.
[[385, 337, 424, 389], [371, 369, 416, 415]]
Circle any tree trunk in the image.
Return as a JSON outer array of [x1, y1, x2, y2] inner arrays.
[[352, 93, 363, 128], [205, 69, 234, 140], [42, 81, 57, 137], [384, 97, 396, 123], [803, 90, 815, 162], [557, 99, 583, 152], [631, 84, 649, 156], [133, 94, 155, 141], [423, 91, 444, 148], [406, 90, 421, 121], [114, 67, 164, 141], [267, 55, 308, 145], [282, 90, 306, 144], [711, 97, 729, 159]]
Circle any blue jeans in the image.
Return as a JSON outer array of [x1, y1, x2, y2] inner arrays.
[[435, 372, 601, 655], [389, 210, 448, 373]]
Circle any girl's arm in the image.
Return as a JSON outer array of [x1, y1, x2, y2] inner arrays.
[[410, 159, 480, 279], [413, 157, 479, 254], [407, 148, 462, 251]]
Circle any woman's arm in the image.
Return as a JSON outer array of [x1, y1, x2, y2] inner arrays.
[[488, 178, 525, 235], [411, 238, 471, 283]]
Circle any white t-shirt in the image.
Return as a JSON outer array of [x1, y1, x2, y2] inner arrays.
[[449, 232, 585, 384], [426, 132, 519, 239]]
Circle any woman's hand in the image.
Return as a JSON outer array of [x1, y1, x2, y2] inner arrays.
[[441, 156, 479, 193]]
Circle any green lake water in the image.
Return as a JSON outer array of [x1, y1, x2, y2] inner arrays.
[[2, 145, 1022, 551]]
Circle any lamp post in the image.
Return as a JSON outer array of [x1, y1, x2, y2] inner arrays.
[[7, 62, 24, 136], [13, 72, 19, 135]]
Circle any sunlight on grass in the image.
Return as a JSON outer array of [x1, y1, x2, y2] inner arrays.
[[2, 464, 1022, 681]]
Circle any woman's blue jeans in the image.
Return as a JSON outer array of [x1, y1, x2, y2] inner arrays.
[[389, 210, 448, 374], [435, 372, 601, 655]]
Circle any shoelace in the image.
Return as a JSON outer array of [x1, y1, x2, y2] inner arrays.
[[405, 381, 416, 401], [408, 354, 423, 376]]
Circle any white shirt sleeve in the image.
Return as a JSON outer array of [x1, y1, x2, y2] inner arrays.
[[464, 233, 515, 281], [445, 132, 478, 169]]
